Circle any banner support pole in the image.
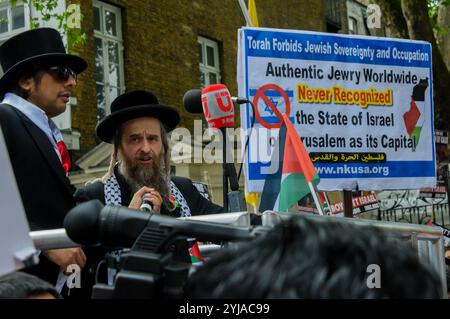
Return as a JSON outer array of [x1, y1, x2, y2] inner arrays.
[[309, 182, 324, 215], [237, 0, 253, 26], [343, 190, 353, 218]]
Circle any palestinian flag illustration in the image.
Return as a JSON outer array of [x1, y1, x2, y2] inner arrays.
[[189, 240, 203, 264], [403, 78, 428, 151]]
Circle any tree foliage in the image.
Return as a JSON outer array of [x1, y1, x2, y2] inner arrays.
[[6, 0, 86, 49], [373, 0, 450, 129], [428, 0, 450, 36]]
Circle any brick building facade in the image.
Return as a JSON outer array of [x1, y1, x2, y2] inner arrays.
[[62, 0, 328, 203], [69, 0, 326, 157], [0, 0, 327, 204]]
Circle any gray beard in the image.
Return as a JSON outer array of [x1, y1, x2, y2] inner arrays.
[[118, 159, 170, 206]]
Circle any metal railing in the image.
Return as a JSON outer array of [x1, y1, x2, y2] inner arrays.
[[30, 228, 79, 250], [378, 203, 449, 227]]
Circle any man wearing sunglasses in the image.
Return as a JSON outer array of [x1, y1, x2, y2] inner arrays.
[[0, 28, 87, 296]]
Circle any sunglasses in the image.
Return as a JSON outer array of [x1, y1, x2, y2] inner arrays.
[[47, 66, 77, 81]]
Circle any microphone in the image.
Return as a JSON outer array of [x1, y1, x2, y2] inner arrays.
[[201, 84, 234, 129], [183, 84, 250, 211], [64, 200, 254, 249], [140, 194, 153, 212], [182, 87, 250, 115], [183, 89, 203, 114]]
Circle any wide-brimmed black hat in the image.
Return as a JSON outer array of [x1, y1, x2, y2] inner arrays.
[[96, 90, 180, 143], [0, 27, 87, 96]]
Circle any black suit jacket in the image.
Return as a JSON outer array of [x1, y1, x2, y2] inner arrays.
[[0, 103, 76, 283]]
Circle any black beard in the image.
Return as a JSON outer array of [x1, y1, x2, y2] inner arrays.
[[119, 154, 170, 206]]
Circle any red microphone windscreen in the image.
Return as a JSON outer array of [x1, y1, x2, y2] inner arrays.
[[201, 84, 235, 129]]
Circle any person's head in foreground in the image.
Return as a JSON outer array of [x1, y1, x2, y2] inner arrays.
[[0, 271, 61, 299], [186, 216, 442, 299]]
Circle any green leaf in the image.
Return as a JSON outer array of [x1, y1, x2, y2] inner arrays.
[[5, 1, 86, 52]]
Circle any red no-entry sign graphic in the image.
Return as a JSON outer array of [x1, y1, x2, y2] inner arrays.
[[253, 84, 291, 129]]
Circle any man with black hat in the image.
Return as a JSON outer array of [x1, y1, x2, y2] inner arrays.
[[75, 90, 225, 216], [0, 28, 87, 288]]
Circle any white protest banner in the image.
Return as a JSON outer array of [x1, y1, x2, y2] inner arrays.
[[238, 27, 435, 192], [0, 128, 37, 276]]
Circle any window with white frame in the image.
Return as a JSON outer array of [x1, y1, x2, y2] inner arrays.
[[198, 36, 221, 88], [348, 17, 357, 35], [0, 1, 29, 43], [93, 1, 125, 121]]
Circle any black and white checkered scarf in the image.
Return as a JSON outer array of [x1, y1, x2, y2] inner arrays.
[[103, 172, 192, 217]]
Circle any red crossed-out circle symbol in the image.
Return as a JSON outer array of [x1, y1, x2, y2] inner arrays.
[[253, 84, 291, 129]]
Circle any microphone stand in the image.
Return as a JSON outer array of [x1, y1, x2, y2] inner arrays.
[[221, 127, 230, 211], [220, 127, 240, 212]]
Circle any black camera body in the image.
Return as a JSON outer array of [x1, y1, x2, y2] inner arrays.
[[64, 201, 260, 299], [91, 226, 193, 299]]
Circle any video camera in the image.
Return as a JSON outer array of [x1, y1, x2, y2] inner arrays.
[[64, 200, 263, 298]]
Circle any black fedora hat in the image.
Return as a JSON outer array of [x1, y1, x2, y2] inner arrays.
[[96, 90, 180, 143], [0, 27, 87, 95]]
